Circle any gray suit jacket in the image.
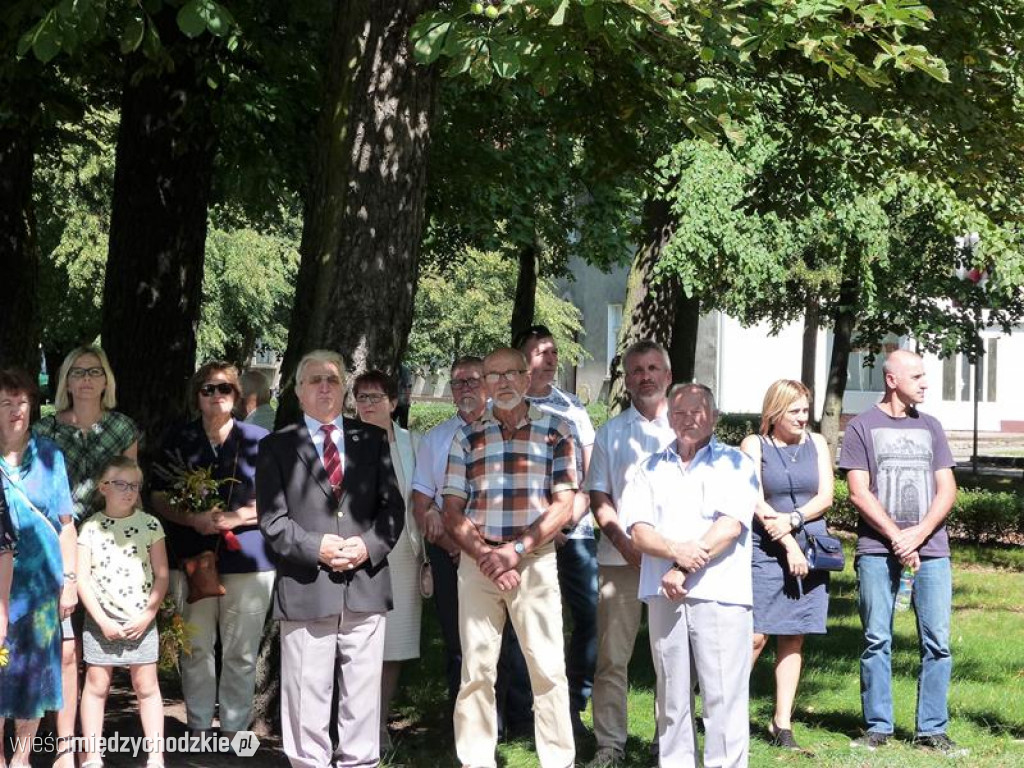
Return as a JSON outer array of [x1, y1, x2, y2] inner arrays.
[[256, 418, 404, 621]]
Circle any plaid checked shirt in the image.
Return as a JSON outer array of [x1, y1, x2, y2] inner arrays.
[[33, 410, 140, 519], [443, 404, 578, 542]]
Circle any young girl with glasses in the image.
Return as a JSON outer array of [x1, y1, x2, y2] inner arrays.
[[77, 456, 168, 768]]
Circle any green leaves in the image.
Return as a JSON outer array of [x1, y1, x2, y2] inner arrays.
[[411, 19, 454, 64], [121, 16, 145, 54], [406, 249, 587, 372], [13, 0, 239, 64], [176, 0, 236, 40]]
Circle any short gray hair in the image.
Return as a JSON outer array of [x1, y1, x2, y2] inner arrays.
[[622, 340, 671, 372], [450, 355, 484, 375], [296, 350, 346, 387], [667, 382, 717, 413]]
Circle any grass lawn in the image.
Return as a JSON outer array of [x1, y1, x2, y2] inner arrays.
[[388, 540, 1024, 767]]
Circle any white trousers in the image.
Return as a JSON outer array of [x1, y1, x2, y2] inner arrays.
[[169, 569, 275, 731], [280, 611, 386, 768], [648, 597, 752, 768]]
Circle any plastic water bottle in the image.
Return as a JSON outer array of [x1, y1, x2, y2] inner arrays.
[[895, 567, 914, 612]]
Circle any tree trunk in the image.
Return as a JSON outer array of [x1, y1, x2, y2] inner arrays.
[[510, 240, 539, 346], [255, 0, 439, 724], [820, 282, 858, 458], [100, 15, 218, 456], [607, 197, 678, 412], [669, 293, 700, 383], [801, 298, 820, 425], [275, 0, 439, 427], [0, 124, 39, 373]]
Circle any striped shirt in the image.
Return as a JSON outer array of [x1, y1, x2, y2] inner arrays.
[[443, 405, 578, 541]]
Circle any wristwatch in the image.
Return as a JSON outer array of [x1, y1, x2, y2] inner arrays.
[[64, 572, 78, 582], [513, 540, 527, 556], [789, 510, 804, 531]]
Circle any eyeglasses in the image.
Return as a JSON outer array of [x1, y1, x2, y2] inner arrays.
[[103, 480, 140, 493], [451, 377, 482, 390], [306, 374, 342, 386], [69, 367, 106, 379], [199, 383, 235, 397], [355, 393, 387, 404], [483, 369, 527, 384]]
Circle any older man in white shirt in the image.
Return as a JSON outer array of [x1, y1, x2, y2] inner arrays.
[[626, 383, 758, 768]]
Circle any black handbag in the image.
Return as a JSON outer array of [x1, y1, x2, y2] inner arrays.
[[803, 532, 846, 572]]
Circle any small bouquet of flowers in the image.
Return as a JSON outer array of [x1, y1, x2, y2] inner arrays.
[[154, 451, 241, 603], [154, 450, 242, 553], [158, 597, 194, 672]]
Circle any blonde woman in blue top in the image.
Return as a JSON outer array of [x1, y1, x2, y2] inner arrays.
[[740, 380, 834, 752]]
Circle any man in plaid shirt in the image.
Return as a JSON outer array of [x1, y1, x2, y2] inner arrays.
[[442, 346, 578, 768]]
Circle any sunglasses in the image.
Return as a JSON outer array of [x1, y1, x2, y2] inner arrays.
[[199, 383, 235, 397], [306, 374, 342, 386], [103, 479, 140, 493], [69, 367, 106, 379]]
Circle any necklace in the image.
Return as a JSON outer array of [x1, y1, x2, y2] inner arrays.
[[772, 435, 804, 463]]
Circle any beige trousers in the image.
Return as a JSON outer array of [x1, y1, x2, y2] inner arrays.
[[454, 544, 574, 768], [591, 564, 646, 753], [169, 569, 275, 731]]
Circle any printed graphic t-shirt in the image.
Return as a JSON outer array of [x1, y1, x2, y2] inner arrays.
[[839, 406, 955, 557]]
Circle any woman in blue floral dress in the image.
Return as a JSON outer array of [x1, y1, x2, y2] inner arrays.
[[0, 369, 76, 767]]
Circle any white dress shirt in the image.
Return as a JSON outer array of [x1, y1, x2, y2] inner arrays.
[[584, 404, 675, 566], [624, 437, 758, 607]]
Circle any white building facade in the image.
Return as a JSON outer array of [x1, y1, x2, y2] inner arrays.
[[560, 259, 1024, 433]]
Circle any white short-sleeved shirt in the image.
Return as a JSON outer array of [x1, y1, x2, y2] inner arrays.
[[527, 385, 596, 539], [624, 437, 758, 606], [584, 405, 675, 566], [412, 414, 468, 506]]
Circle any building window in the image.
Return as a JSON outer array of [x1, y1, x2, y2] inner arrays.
[[846, 338, 900, 392], [941, 339, 998, 402], [606, 304, 623, 376]]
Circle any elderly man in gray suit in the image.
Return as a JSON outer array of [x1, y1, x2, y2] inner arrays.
[[257, 349, 404, 768]]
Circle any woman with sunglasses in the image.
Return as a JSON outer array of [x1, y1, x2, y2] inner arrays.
[[150, 362, 273, 737], [0, 369, 76, 768], [352, 369, 421, 751], [33, 345, 140, 766]]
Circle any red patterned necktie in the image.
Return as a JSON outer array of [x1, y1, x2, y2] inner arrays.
[[320, 423, 343, 500]]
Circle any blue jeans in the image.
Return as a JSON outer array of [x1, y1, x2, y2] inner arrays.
[[557, 537, 598, 713], [857, 554, 952, 737]]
